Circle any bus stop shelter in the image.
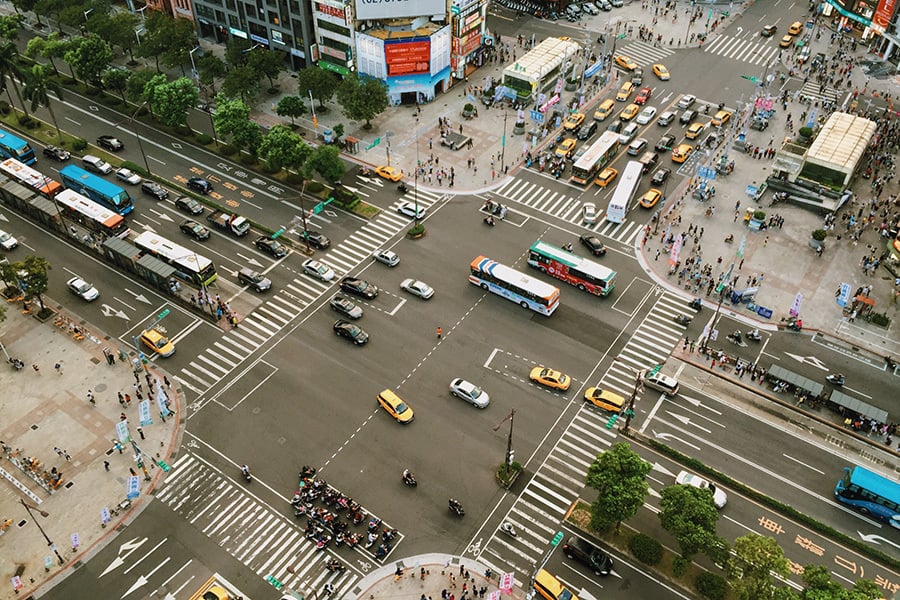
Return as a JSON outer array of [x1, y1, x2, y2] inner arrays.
[[829, 390, 888, 423], [767, 365, 824, 396]]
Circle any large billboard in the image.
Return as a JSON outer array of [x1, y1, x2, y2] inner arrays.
[[385, 39, 430, 76], [355, 0, 445, 21]]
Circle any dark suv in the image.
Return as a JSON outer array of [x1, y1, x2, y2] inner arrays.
[[141, 180, 169, 200], [563, 536, 613, 576]]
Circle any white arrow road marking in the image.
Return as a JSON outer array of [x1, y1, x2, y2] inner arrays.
[[100, 537, 148, 577], [101, 304, 129, 320], [858, 532, 900, 550], [147, 209, 174, 222], [784, 352, 828, 370], [124, 288, 152, 305]]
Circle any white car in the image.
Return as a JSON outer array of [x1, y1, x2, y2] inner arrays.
[[400, 278, 434, 299], [676, 94, 696, 109], [636, 106, 658, 125], [449, 378, 490, 408], [301, 259, 335, 282], [0, 229, 18, 250], [115, 168, 141, 185], [397, 200, 426, 220], [66, 276, 99, 301], [373, 249, 400, 267], [582, 202, 597, 224], [675, 470, 727, 509]]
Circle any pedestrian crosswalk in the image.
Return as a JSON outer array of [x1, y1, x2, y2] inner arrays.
[[474, 290, 689, 580], [616, 41, 675, 68], [702, 35, 782, 67], [157, 453, 377, 597], [176, 188, 446, 394], [493, 178, 647, 245], [795, 79, 842, 106]]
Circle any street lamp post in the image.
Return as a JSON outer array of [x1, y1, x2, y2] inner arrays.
[[130, 102, 152, 175], [500, 109, 508, 174], [189, 46, 201, 85], [19, 499, 65, 565]]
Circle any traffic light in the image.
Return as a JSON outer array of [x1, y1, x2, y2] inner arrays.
[[605, 414, 619, 429]]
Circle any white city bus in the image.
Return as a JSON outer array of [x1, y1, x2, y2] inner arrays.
[[606, 160, 643, 224]]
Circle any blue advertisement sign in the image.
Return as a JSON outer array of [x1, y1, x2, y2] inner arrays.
[[126, 475, 140, 500]]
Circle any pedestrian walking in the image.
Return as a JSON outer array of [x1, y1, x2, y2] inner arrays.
[[164, 375, 170, 387], [32, 364, 40, 373], [137, 427, 145, 440], [118, 392, 125, 407], [87, 390, 95, 405], [124, 393, 131, 406], [54, 447, 63, 456], [103, 460, 110, 471], [55, 362, 63, 374], [436, 326, 443, 339], [129, 467, 137, 477], [114, 440, 124, 454], [64, 451, 71, 461]]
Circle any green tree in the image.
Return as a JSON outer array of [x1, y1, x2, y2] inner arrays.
[[305, 144, 344, 184], [147, 76, 198, 128], [258, 125, 309, 171], [101, 68, 129, 103], [136, 11, 177, 71], [24, 33, 71, 76], [141, 72, 167, 117], [801, 565, 881, 600], [16, 255, 51, 311], [247, 48, 285, 91], [213, 95, 262, 155], [160, 18, 198, 73], [296, 66, 338, 110], [0, 42, 27, 116], [91, 12, 140, 62], [221, 65, 259, 103], [275, 95, 305, 125], [23, 63, 64, 141], [0, 14, 25, 40], [11, 0, 43, 28], [197, 53, 227, 95], [585, 442, 651, 532], [125, 68, 157, 103], [728, 534, 789, 600], [658, 483, 723, 560], [224, 38, 252, 68], [64, 34, 113, 87], [35, 0, 68, 33], [336, 73, 389, 129]]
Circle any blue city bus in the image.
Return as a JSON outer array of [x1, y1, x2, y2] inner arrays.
[[0, 127, 37, 165], [834, 466, 900, 529], [59, 165, 134, 215]]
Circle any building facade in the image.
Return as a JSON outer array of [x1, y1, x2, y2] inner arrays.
[[822, 0, 900, 60]]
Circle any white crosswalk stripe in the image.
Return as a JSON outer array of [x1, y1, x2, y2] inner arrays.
[[616, 41, 675, 67], [474, 291, 689, 578], [158, 453, 400, 596], [175, 189, 446, 392], [796, 80, 841, 106], [493, 178, 647, 245], [702, 35, 782, 67]]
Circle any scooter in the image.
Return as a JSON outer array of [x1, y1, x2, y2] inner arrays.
[[402, 471, 417, 486], [689, 298, 702, 311], [746, 329, 761, 342], [240, 465, 252, 482], [724, 234, 734, 244], [326, 559, 345, 572], [826, 373, 845, 386], [674, 314, 692, 326], [398, 183, 408, 193], [8, 358, 24, 371], [500, 522, 517, 537], [448, 499, 465, 517], [726, 331, 746, 346], [483, 216, 495, 227]]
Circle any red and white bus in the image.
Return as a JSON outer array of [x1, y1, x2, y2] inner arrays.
[[526, 240, 616, 296]]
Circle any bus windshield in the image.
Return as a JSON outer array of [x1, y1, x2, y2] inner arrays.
[[469, 255, 560, 315], [133, 231, 218, 287], [527, 240, 616, 296], [606, 160, 643, 224], [571, 131, 619, 185], [834, 466, 900, 529]]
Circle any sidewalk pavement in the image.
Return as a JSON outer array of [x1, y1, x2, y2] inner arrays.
[[345, 553, 524, 600], [0, 302, 183, 600]]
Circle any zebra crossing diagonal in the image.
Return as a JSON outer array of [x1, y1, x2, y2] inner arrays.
[[616, 41, 674, 67], [175, 190, 447, 393], [796, 80, 841, 106], [702, 35, 781, 67], [157, 453, 362, 598]]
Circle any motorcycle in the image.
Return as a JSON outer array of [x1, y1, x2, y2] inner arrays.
[[448, 498, 465, 517], [365, 531, 378, 549], [240, 465, 252, 482], [326, 559, 345, 572], [724, 234, 734, 244], [562, 243, 574, 252], [367, 517, 382, 533], [726, 331, 745, 346], [345, 532, 361, 548], [299, 465, 316, 481], [674, 314, 692, 326], [398, 183, 408, 193], [382, 528, 397, 543], [500, 521, 517, 537], [785, 318, 803, 332], [483, 216, 495, 227], [826, 373, 845, 386], [375, 543, 388, 560], [689, 298, 702, 311], [746, 329, 761, 342], [8, 357, 24, 371], [359, 167, 373, 178]]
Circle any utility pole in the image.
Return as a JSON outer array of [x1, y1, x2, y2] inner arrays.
[[493, 409, 516, 475], [19, 499, 65, 565]]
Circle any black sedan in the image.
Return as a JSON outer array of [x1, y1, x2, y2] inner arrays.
[[330, 295, 363, 319], [187, 177, 213, 194], [254, 236, 288, 258], [179, 219, 210, 241], [340, 276, 379, 299], [43, 145, 70, 161], [651, 167, 671, 186], [174, 196, 204, 215], [97, 135, 124, 151], [333, 319, 369, 345], [579, 234, 607, 256], [299, 230, 331, 250], [141, 180, 169, 200], [655, 134, 676, 152]]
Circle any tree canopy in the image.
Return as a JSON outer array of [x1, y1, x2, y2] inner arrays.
[[728, 533, 789, 600], [658, 483, 724, 561], [147, 77, 198, 127], [213, 95, 262, 155], [257, 125, 310, 172], [64, 34, 113, 86], [335, 73, 389, 128], [305, 144, 345, 184], [296, 66, 338, 109], [585, 442, 651, 532]]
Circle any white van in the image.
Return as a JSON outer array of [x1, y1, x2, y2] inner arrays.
[[82, 155, 113, 175], [643, 370, 679, 396]]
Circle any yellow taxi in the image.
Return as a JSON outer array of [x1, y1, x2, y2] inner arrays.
[[529, 367, 571, 391], [555, 138, 577, 158], [652, 63, 670, 80], [615, 81, 634, 102], [788, 21, 803, 35], [593, 99, 615, 121], [563, 112, 585, 131], [639, 188, 663, 208], [140, 328, 175, 358], [375, 165, 403, 181], [614, 54, 638, 71], [711, 110, 732, 127], [595, 166, 618, 187], [377, 389, 414, 423], [584, 387, 626, 412], [672, 144, 693, 163], [779, 34, 793, 47], [685, 122, 704, 139], [620, 103, 640, 121]]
